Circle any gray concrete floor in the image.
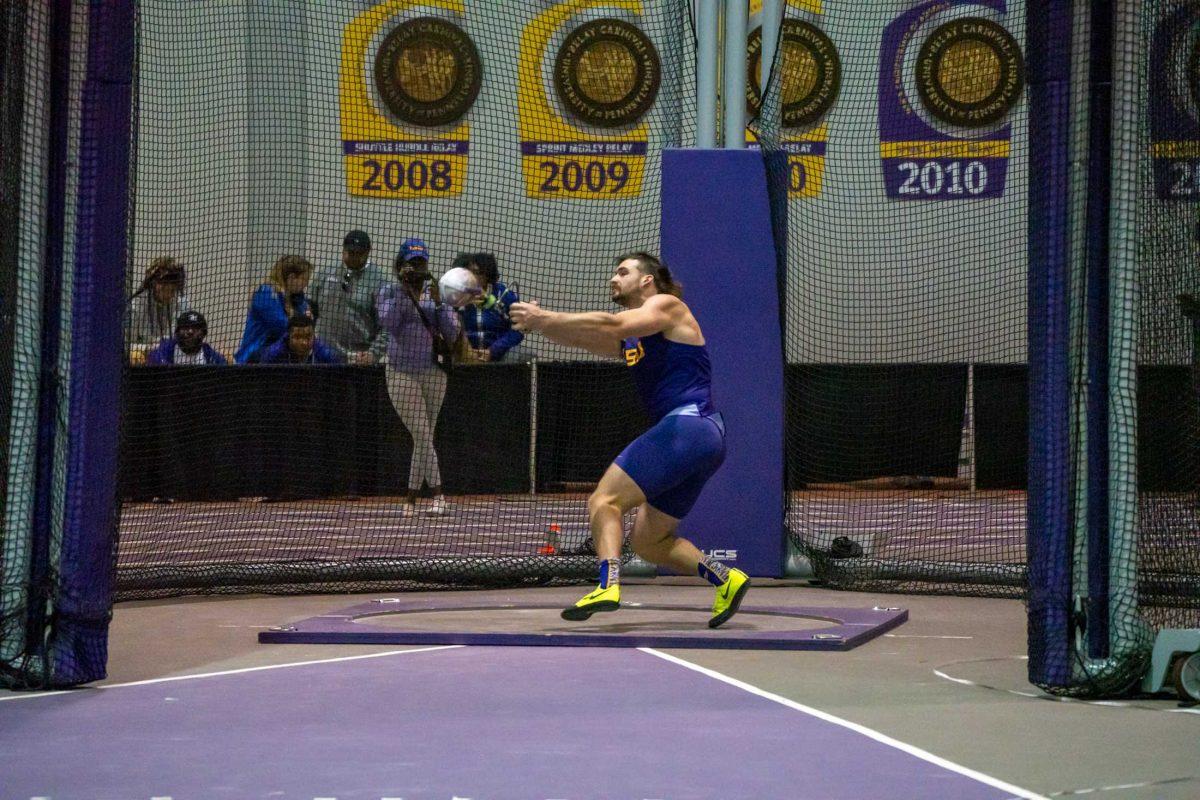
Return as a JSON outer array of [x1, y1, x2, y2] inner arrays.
[[8, 580, 1198, 799]]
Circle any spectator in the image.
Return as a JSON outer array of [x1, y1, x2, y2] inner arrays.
[[309, 229, 390, 365], [377, 238, 460, 516], [234, 254, 313, 364], [146, 310, 227, 365], [459, 251, 525, 363], [260, 315, 342, 364], [128, 256, 189, 346]]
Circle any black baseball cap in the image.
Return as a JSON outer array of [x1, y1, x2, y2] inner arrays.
[[343, 230, 371, 251], [175, 310, 207, 332]]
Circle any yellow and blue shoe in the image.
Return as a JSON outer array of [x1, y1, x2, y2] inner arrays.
[[709, 569, 751, 629], [561, 584, 620, 621]]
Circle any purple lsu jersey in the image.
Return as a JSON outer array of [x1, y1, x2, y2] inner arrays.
[[621, 332, 715, 422]]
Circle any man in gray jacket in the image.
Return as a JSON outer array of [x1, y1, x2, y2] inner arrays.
[[310, 230, 389, 365]]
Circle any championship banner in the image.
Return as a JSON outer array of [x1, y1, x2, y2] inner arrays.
[[1149, 3, 1200, 201], [878, 0, 1024, 201], [517, 1, 659, 199], [746, 0, 841, 199], [339, 1, 480, 199]]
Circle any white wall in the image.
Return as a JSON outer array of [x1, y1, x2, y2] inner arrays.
[[132, 0, 1028, 363]]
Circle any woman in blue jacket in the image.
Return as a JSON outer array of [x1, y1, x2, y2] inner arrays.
[[458, 252, 525, 362], [234, 255, 314, 363]]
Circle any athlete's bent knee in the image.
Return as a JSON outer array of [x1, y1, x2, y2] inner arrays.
[[588, 491, 622, 520]]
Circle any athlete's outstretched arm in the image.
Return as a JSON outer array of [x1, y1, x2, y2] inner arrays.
[[533, 320, 619, 357], [511, 296, 679, 355]]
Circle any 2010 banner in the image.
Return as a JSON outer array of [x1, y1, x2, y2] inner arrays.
[[1149, 4, 1200, 201], [878, 0, 1024, 201]]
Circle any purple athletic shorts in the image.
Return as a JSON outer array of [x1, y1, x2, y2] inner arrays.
[[613, 405, 726, 519]]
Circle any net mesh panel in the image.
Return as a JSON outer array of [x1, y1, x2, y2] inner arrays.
[[0, 1, 53, 689], [1129, 0, 1200, 631], [0, 0, 31, 685], [747, 0, 1195, 689], [754, 2, 1029, 596], [118, 1, 695, 599]]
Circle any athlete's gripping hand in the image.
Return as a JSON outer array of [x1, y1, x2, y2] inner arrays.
[[509, 300, 545, 333]]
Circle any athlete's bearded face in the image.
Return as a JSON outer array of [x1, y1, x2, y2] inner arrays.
[[610, 259, 650, 307]]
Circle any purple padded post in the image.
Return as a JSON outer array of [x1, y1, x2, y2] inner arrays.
[[660, 148, 786, 577], [49, 0, 135, 686]]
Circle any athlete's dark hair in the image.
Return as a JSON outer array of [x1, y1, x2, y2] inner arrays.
[[616, 251, 682, 298]]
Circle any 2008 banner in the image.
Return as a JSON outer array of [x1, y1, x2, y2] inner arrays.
[[343, 140, 466, 197], [340, 2, 479, 199]]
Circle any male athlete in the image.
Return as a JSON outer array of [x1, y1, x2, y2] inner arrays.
[[510, 252, 750, 627]]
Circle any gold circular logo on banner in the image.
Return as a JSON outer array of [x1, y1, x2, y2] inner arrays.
[[374, 17, 482, 126], [554, 18, 661, 128], [915, 17, 1024, 127], [747, 20, 841, 128]]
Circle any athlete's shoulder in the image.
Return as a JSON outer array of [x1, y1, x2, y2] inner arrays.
[[642, 293, 688, 320], [644, 293, 683, 308]]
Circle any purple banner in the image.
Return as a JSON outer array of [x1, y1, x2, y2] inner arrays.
[[342, 140, 469, 156], [877, 0, 1013, 201], [1153, 158, 1200, 200], [521, 140, 648, 156]]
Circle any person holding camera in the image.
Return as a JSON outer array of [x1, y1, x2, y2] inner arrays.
[[376, 238, 461, 516]]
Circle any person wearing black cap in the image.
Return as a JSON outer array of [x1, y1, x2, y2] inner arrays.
[[146, 310, 227, 366], [309, 230, 390, 366]]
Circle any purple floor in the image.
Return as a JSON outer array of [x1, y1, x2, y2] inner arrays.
[[1, 646, 1036, 799]]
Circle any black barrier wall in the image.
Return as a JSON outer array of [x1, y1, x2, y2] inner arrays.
[[121, 363, 1200, 501]]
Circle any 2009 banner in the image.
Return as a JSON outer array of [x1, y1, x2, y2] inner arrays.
[[517, 3, 659, 200], [523, 143, 643, 195], [340, 1, 478, 199], [878, 0, 1024, 201]]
